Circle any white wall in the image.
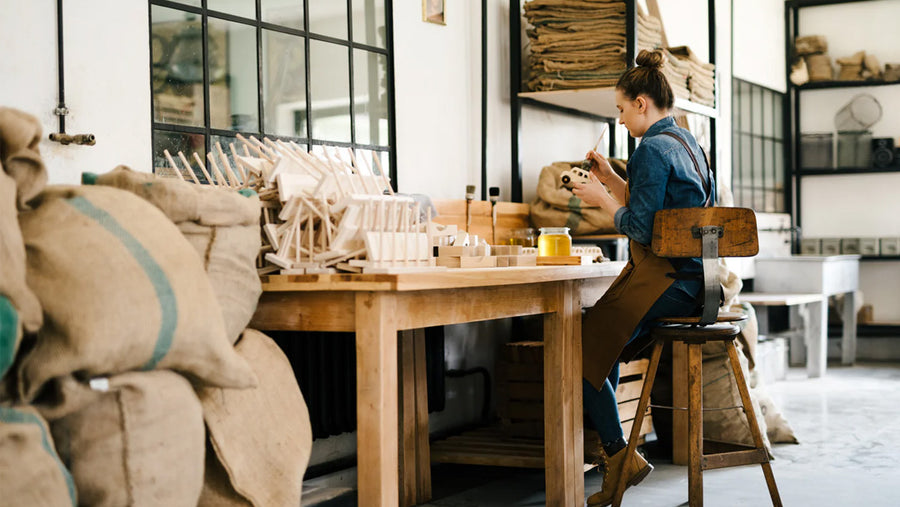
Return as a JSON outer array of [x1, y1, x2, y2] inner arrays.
[[793, 0, 900, 321], [732, 0, 786, 92], [0, 0, 152, 184]]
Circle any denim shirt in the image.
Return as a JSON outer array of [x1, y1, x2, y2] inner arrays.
[[613, 116, 715, 285]]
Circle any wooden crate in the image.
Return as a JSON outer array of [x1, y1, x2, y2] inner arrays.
[[496, 342, 653, 442], [432, 199, 531, 245]]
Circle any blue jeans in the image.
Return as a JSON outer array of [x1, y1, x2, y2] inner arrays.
[[583, 279, 700, 444]]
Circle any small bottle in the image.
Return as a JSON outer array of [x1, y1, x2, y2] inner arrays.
[[538, 227, 572, 256], [509, 227, 536, 247]]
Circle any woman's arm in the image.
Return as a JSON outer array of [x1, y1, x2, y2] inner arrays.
[[571, 173, 622, 219]]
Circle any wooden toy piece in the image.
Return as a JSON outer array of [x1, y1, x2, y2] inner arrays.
[[325, 147, 361, 195], [215, 142, 244, 184], [307, 214, 314, 265], [438, 246, 473, 257], [402, 203, 410, 266], [507, 255, 537, 267], [491, 245, 524, 256], [459, 256, 497, 269], [163, 149, 190, 182], [206, 151, 233, 187], [191, 151, 219, 186], [236, 133, 273, 162], [414, 202, 422, 264], [370, 151, 394, 195], [351, 148, 380, 195], [249, 135, 277, 160], [167, 149, 200, 184], [176, 151, 205, 185], [378, 199, 386, 267]]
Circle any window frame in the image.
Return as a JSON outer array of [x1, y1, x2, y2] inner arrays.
[[731, 78, 786, 213], [148, 0, 397, 186]]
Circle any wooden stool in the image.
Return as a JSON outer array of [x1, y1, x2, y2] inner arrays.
[[611, 207, 782, 507]]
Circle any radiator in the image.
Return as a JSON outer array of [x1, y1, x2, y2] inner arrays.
[[269, 327, 446, 440]]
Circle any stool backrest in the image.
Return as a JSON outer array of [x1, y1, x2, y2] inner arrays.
[[651, 207, 759, 324]]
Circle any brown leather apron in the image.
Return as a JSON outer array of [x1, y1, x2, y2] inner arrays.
[[582, 130, 712, 389], [581, 184, 675, 389]]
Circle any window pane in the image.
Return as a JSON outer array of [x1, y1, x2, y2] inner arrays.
[[354, 49, 388, 146], [309, 0, 348, 39], [763, 89, 774, 138], [207, 0, 255, 19], [352, 0, 386, 48], [751, 86, 762, 134], [263, 30, 307, 137], [209, 134, 251, 185], [209, 18, 259, 132], [168, 0, 202, 7], [739, 81, 751, 133], [262, 0, 304, 30], [309, 40, 351, 142], [773, 93, 783, 138], [753, 136, 764, 210], [153, 130, 207, 183], [152, 6, 205, 127]]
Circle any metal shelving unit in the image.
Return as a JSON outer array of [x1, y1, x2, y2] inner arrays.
[[508, 0, 718, 203]]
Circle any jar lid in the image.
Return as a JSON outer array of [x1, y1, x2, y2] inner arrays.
[[539, 227, 570, 235]]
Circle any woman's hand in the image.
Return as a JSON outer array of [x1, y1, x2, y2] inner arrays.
[[572, 172, 612, 207], [586, 150, 615, 183]]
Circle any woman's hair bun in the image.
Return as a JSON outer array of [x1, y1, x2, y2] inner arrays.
[[635, 49, 665, 70]]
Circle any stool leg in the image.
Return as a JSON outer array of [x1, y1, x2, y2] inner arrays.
[[612, 340, 664, 507], [725, 342, 783, 507], [687, 343, 703, 507]]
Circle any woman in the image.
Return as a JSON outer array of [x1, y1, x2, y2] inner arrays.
[[571, 49, 714, 506]]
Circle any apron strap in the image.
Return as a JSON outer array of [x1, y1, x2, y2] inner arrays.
[[659, 131, 713, 207]]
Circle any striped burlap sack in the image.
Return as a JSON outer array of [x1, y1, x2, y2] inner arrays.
[[197, 329, 312, 507], [17, 185, 256, 401], [50, 371, 205, 507], [1, 170, 43, 383], [0, 405, 77, 506], [530, 160, 618, 234], [86, 166, 262, 343], [0, 107, 48, 209]]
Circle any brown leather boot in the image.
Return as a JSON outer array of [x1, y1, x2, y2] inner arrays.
[[586, 447, 653, 506]]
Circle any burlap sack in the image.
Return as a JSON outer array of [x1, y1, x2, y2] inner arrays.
[[0, 405, 77, 506], [806, 54, 834, 81], [1, 170, 42, 343], [86, 166, 263, 343], [197, 329, 312, 507], [0, 107, 48, 209], [700, 343, 772, 454], [752, 386, 799, 444], [530, 160, 617, 234], [17, 185, 256, 401], [50, 371, 205, 507]]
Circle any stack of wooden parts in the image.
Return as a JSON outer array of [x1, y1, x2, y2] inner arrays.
[[496, 342, 653, 444], [435, 244, 537, 269], [159, 135, 444, 275]]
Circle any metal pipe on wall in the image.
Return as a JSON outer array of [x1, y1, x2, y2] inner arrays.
[[49, 0, 96, 146]]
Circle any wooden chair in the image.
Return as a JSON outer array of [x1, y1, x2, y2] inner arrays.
[[612, 207, 782, 507]]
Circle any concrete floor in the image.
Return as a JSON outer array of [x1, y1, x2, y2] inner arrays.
[[307, 362, 900, 506]]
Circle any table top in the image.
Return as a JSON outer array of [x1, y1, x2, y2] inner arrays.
[[261, 261, 626, 292]]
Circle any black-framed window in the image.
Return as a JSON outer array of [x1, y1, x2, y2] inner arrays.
[[731, 78, 786, 213], [149, 0, 395, 184]]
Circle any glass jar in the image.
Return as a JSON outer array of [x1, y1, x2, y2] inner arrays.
[[509, 227, 536, 247], [538, 227, 572, 256]]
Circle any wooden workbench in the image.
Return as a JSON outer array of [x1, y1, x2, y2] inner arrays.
[[250, 262, 626, 506]]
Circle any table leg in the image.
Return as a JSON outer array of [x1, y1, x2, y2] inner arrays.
[[788, 305, 807, 367], [356, 292, 399, 506], [413, 328, 432, 504], [841, 291, 857, 365], [543, 280, 583, 506], [399, 330, 417, 507], [672, 341, 688, 466], [806, 298, 828, 378]]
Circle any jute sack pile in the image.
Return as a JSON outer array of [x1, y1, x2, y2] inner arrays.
[[530, 160, 620, 235], [16, 184, 257, 401], [197, 329, 313, 507], [86, 166, 262, 343], [0, 405, 76, 506], [50, 371, 205, 507], [0, 109, 45, 383]]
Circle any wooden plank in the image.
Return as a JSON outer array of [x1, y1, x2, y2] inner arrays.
[[536, 255, 593, 266], [652, 207, 759, 258], [619, 358, 650, 377], [430, 448, 544, 469], [250, 291, 355, 331], [739, 292, 825, 306], [355, 292, 399, 506], [399, 330, 417, 507], [621, 414, 654, 440], [614, 379, 645, 402], [702, 449, 769, 471], [392, 284, 556, 329], [412, 328, 431, 503]]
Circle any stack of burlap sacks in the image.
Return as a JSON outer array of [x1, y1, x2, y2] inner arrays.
[[0, 107, 313, 507], [792, 35, 900, 84], [524, 0, 628, 91]]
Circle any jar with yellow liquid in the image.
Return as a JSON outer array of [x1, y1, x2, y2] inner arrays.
[[538, 227, 571, 256], [509, 228, 536, 247]]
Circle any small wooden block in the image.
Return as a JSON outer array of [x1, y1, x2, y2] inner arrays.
[[492, 245, 524, 256], [495, 255, 510, 267], [280, 268, 307, 275], [535, 255, 593, 266], [459, 256, 497, 268], [335, 262, 363, 273], [435, 256, 461, 268], [508, 255, 537, 266], [265, 252, 294, 269], [438, 245, 473, 257]]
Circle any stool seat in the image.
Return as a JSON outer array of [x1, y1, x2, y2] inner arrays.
[[655, 311, 747, 326], [652, 323, 741, 343]]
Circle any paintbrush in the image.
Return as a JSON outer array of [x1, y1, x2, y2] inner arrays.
[[580, 123, 610, 173], [465, 184, 476, 232]]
